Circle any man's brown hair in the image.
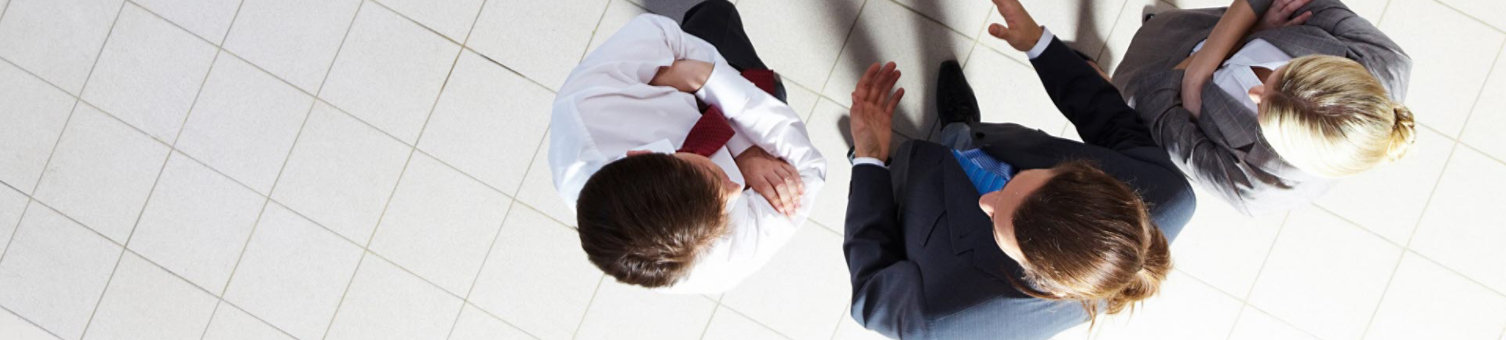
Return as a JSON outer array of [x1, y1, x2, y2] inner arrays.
[[1007, 160, 1171, 321], [576, 153, 730, 288]]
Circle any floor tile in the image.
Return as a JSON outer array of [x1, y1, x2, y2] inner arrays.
[[701, 307, 789, 340], [221, 0, 360, 92], [1344, 0, 1394, 23], [320, 3, 460, 144], [891, 0, 993, 39], [1227, 306, 1319, 340], [325, 256, 463, 340], [720, 227, 848, 340], [786, 82, 822, 121], [128, 154, 263, 292], [221, 203, 363, 340], [801, 100, 852, 229], [417, 50, 551, 194], [0, 203, 122, 340], [1083, 271, 1243, 340], [448, 304, 533, 340], [1410, 147, 1506, 293], [1169, 186, 1285, 299], [32, 104, 170, 243], [469, 205, 599, 339], [131, 0, 241, 43], [1315, 127, 1451, 244], [585, 0, 648, 54], [981, 0, 1129, 65], [83, 253, 218, 340], [1247, 206, 1401, 340], [737, 0, 865, 91], [575, 279, 717, 340], [1378, 0, 1504, 137], [0, 307, 58, 340], [1366, 252, 1506, 340], [822, 0, 975, 138], [466, 0, 608, 90], [0, 0, 124, 93], [831, 315, 889, 340], [368, 153, 510, 295], [373, 0, 484, 41], [270, 103, 410, 243], [1461, 44, 1506, 163], [83, 3, 216, 144], [201, 303, 294, 340], [1439, 0, 1506, 32], [175, 53, 313, 194], [0, 186, 24, 257], [0, 62, 74, 194], [515, 134, 579, 227], [963, 47, 1071, 139]]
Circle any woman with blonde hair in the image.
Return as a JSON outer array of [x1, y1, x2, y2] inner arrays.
[[1112, 0, 1415, 215]]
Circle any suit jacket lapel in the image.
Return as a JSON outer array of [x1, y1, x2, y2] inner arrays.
[[937, 149, 1023, 283]]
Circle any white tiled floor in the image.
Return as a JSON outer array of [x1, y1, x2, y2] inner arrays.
[[0, 0, 1502, 339]]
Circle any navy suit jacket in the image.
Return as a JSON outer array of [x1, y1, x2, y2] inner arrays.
[[843, 37, 1197, 340]]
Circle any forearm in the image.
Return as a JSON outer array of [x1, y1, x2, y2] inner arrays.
[[844, 165, 905, 274], [1194, 0, 1259, 72]]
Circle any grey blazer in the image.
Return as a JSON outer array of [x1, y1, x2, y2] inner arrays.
[[1111, 0, 1411, 215]]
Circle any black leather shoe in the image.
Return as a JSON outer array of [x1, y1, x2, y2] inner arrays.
[[936, 60, 980, 127]]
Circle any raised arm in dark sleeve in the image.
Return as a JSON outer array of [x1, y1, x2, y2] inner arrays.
[[1028, 37, 1160, 154], [844, 164, 926, 339]]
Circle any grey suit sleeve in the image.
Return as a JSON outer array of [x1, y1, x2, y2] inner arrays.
[[1131, 69, 1253, 213], [845, 165, 927, 339], [1304, 0, 1411, 99]]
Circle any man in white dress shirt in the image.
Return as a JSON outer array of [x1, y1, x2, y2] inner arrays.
[[548, 0, 826, 293]]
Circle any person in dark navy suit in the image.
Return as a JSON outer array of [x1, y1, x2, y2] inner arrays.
[[840, 0, 1197, 338]]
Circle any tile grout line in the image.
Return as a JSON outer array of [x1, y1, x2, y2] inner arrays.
[[61, 2, 135, 338], [712, 302, 798, 340], [695, 304, 722, 340], [816, 0, 872, 97], [0, 303, 67, 340], [1232, 211, 1294, 308], [318, 13, 473, 337], [570, 275, 608, 340], [313, 0, 367, 97], [81, 6, 233, 330], [1445, 37, 1506, 138], [1430, 0, 1506, 35], [188, 2, 251, 338]]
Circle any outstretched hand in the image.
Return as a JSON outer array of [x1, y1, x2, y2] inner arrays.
[[987, 0, 1044, 52], [849, 62, 904, 163], [735, 146, 804, 217]]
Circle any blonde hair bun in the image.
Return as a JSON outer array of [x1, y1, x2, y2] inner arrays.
[[1257, 55, 1416, 178], [1387, 104, 1417, 162]]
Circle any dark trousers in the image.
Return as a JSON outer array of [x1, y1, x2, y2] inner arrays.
[[679, 0, 768, 71]]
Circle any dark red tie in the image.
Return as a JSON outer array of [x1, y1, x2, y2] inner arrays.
[[677, 106, 735, 157], [676, 69, 778, 157]]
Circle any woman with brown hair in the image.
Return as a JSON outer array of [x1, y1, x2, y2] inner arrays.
[[1113, 0, 1415, 215]]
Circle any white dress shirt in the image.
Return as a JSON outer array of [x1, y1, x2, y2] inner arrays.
[[549, 14, 827, 294], [1192, 38, 1293, 114]]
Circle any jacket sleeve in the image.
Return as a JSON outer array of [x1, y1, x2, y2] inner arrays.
[[1304, 0, 1411, 99], [1251, 0, 1411, 99], [1028, 37, 1160, 154], [1129, 68, 1253, 213], [844, 164, 926, 339]]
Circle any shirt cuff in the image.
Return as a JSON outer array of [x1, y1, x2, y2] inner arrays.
[[852, 157, 887, 169], [1026, 27, 1055, 60], [693, 60, 751, 112]]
